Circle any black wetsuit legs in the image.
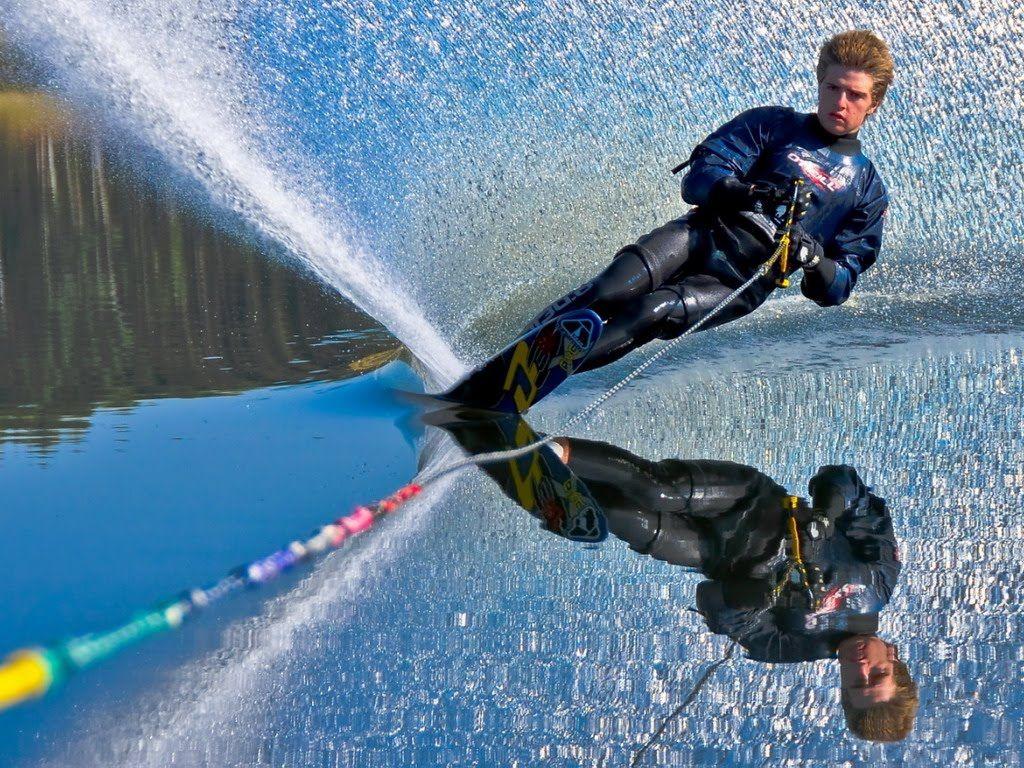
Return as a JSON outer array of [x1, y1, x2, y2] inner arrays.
[[527, 216, 766, 372], [525, 250, 655, 329], [564, 437, 711, 567], [527, 217, 698, 329], [577, 289, 684, 371], [578, 276, 758, 372]]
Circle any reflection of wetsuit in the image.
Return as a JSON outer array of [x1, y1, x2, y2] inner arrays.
[[566, 439, 901, 663], [531, 107, 889, 372]]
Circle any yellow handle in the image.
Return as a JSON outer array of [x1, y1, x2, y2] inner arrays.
[[775, 179, 804, 288], [786, 514, 803, 564], [776, 232, 791, 286]]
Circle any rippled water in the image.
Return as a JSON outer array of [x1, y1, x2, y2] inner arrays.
[[14, 332, 1019, 767], [1, 2, 1023, 765]]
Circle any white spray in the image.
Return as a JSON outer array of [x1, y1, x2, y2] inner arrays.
[[3, 0, 466, 385]]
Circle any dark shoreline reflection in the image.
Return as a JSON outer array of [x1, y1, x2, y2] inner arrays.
[[0, 87, 401, 452], [426, 408, 920, 744]]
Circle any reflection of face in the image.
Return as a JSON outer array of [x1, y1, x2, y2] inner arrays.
[[816, 65, 877, 136], [838, 635, 897, 707]]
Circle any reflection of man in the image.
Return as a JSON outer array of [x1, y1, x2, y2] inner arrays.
[[427, 410, 918, 741], [837, 635, 915, 739], [551, 436, 917, 742]]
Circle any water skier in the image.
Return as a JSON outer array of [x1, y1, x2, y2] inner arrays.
[[528, 30, 894, 373]]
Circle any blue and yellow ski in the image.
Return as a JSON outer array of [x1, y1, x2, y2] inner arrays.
[[439, 309, 602, 414], [424, 408, 607, 543]]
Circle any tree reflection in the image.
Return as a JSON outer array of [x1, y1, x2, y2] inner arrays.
[[0, 67, 400, 452]]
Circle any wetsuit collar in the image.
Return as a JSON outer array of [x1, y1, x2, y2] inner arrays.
[[806, 113, 862, 156]]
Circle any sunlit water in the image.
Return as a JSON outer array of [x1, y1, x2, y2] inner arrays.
[[1, 1, 1023, 765], [6, 333, 1019, 767], [5, 0, 1023, 362]]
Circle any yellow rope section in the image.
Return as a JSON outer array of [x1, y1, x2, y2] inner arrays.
[[774, 178, 805, 288], [0, 651, 53, 710], [769, 496, 819, 608], [786, 510, 803, 564]]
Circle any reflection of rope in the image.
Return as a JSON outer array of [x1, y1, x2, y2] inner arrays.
[[0, 204, 795, 711], [630, 643, 738, 767], [769, 504, 819, 609]]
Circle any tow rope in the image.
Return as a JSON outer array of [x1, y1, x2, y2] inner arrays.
[[768, 496, 820, 608], [0, 483, 423, 711], [0, 184, 801, 713], [775, 179, 805, 287], [630, 643, 738, 767]]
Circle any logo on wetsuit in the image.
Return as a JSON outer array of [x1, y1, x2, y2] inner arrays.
[[786, 150, 853, 193]]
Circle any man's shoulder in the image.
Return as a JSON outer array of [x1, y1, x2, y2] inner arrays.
[[856, 154, 890, 202], [729, 104, 799, 126]]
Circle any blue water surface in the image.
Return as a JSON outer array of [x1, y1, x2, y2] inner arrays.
[[1, 363, 423, 763], [3, 1, 1024, 764]]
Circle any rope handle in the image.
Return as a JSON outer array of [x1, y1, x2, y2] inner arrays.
[[775, 178, 806, 288]]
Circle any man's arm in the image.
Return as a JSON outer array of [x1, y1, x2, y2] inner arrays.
[[696, 582, 836, 663], [680, 106, 793, 207], [808, 465, 901, 602], [801, 171, 889, 306]]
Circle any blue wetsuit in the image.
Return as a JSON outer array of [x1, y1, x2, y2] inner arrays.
[[530, 106, 889, 371], [682, 105, 889, 306]]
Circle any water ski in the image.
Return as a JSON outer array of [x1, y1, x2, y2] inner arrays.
[[425, 409, 607, 543], [437, 309, 602, 414]]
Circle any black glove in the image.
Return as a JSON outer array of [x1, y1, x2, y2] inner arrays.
[[759, 180, 814, 221], [708, 177, 789, 213], [785, 223, 838, 287], [749, 181, 793, 211], [787, 223, 825, 269]]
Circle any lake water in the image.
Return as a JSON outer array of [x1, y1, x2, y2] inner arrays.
[[2, 7, 1024, 767]]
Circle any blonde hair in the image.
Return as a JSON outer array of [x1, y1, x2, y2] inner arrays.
[[842, 658, 919, 742], [817, 30, 895, 107]]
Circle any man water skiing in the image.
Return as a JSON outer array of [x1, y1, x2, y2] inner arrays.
[[437, 30, 894, 412], [527, 29, 893, 373]]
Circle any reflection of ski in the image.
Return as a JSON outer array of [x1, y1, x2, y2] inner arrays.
[[425, 409, 607, 543], [528, 457, 607, 543], [437, 309, 602, 414]]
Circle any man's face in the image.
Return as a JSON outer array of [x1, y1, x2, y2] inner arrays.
[[817, 65, 877, 136], [838, 635, 897, 707]]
